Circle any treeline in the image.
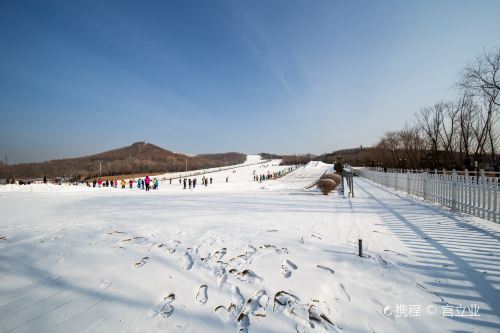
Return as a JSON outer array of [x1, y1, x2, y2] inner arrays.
[[278, 154, 317, 165], [260, 152, 317, 165], [0, 142, 246, 181], [375, 48, 500, 170], [278, 149, 377, 167]]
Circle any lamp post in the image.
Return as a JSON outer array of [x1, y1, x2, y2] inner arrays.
[[97, 160, 103, 176]]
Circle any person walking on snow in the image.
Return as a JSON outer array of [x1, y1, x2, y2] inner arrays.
[[154, 178, 159, 190], [188, 178, 192, 189], [183, 178, 187, 189], [129, 179, 133, 189], [121, 179, 126, 189], [145, 176, 151, 191]]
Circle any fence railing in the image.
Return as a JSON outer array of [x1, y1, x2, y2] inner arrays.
[[343, 167, 354, 197], [354, 168, 499, 224]]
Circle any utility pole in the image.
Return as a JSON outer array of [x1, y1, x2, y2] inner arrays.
[[97, 160, 103, 176]]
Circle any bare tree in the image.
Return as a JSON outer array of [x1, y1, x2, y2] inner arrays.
[[456, 93, 476, 168], [460, 48, 500, 107], [416, 103, 445, 167]]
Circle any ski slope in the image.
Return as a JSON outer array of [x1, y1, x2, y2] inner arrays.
[[0, 157, 499, 333]]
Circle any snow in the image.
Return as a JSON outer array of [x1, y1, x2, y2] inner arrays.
[[1, 156, 499, 332]]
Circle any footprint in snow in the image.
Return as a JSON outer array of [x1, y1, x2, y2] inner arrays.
[[281, 259, 297, 278], [214, 287, 246, 325], [215, 305, 230, 323], [159, 240, 180, 254], [134, 257, 149, 268], [148, 293, 176, 318], [106, 230, 124, 235], [311, 232, 323, 240], [214, 285, 245, 322], [335, 282, 351, 302], [179, 250, 193, 270], [316, 264, 335, 274], [236, 313, 250, 333], [196, 285, 208, 305], [121, 236, 144, 242], [274, 290, 338, 331], [308, 304, 337, 331], [213, 247, 227, 260], [375, 255, 388, 266], [231, 285, 245, 311], [383, 249, 407, 257], [99, 279, 112, 289], [229, 268, 262, 284], [273, 290, 300, 311], [240, 289, 268, 318]]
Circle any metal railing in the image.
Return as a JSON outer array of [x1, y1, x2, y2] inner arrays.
[[354, 168, 499, 223], [343, 167, 354, 197]]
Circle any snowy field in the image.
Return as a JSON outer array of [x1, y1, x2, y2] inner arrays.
[[1, 156, 500, 333]]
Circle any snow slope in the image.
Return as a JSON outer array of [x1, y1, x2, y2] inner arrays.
[[0, 158, 499, 333]]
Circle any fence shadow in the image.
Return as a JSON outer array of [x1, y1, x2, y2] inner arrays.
[[356, 178, 500, 331]]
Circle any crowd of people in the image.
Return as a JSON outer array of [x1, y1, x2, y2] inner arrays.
[[87, 174, 222, 192], [91, 176, 159, 191], [179, 175, 220, 189], [13, 163, 299, 190], [253, 165, 297, 182]]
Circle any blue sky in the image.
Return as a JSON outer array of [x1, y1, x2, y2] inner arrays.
[[0, 0, 499, 163]]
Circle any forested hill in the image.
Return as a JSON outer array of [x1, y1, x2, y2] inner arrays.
[[0, 142, 246, 180]]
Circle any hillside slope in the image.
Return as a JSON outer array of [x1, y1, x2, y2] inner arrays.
[[0, 142, 245, 180]]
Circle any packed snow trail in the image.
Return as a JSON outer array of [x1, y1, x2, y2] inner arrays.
[[1, 158, 500, 332]]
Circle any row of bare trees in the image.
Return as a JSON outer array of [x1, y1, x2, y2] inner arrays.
[[376, 48, 500, 170]]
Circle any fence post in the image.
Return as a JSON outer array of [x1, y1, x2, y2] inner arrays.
[[407, 171, 410, 194], [423, 172, 428, 200], [481, 169, 486, 219], [494, 177, 498, 223], [351, 170, 354, 198], [452, 170, 457, 211]]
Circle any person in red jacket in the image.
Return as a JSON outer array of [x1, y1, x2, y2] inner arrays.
[[129, 179, 133, 189]]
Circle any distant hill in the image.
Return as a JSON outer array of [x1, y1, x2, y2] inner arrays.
[[259, 153, 282, 160], [0, 142, 246, 180]]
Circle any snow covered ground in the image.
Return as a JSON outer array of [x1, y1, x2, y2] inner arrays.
[[1, 156, 499, 332]]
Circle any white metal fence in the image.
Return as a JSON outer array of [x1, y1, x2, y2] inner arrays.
[[354, 168, 500, 224]]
